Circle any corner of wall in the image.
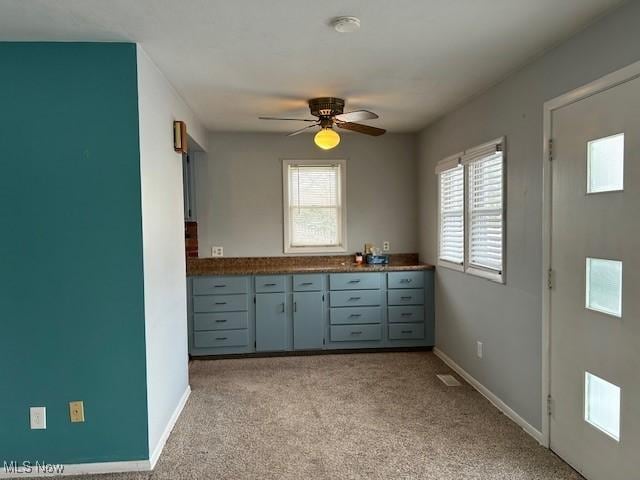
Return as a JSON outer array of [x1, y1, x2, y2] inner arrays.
[[135, 44, 206, 465]]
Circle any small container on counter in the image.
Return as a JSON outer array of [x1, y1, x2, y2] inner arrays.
[[355, 252, 363, 265]]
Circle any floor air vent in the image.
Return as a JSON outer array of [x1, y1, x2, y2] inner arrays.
[[437, 374, 462, 387]]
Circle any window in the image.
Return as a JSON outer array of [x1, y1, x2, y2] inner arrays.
[[436, 138, 505, 283], [283, 160, 347, 254], [437, 156, 464, 268], [585, 371, 621, 441], [586, 258, 622, 317], [466, 145, 504, 280], [587, 133, 624, 193]]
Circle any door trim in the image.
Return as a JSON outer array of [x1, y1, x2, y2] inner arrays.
[[541, 59, 640, 448]]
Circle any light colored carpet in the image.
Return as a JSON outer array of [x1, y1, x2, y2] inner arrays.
[[95, 352, 580, 479]]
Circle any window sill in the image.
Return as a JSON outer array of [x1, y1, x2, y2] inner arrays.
[[466, 266, 504, 284], [437, 259, 464, 272], [284, 245, 348, 255]]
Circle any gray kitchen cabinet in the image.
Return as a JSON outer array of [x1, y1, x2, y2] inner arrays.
[[187, 270, 434, 356], [293, 291, 324, 350], [255, 292, 288, 352], [188, 275, 253, 356]]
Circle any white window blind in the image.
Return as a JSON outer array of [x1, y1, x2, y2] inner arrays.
[[285, 162, 345, 251], [439, 165, 464, 265], [466, 147, 504, 274]]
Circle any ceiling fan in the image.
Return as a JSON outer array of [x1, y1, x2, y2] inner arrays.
[[259, 97, 386, 150]]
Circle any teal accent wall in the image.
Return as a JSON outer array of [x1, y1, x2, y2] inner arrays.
[[0, 43, 148, 463]]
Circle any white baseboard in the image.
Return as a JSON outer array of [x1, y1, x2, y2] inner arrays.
[[0, 459, 151, 478], [433, 347, 544, 445], [1, 386, 192, 478], [149, 385, 191, 469]]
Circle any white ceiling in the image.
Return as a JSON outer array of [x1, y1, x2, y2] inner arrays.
[[0, 0, 624, 132]]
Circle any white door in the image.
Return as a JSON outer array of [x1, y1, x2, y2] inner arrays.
[[549, 73, 640, 479]]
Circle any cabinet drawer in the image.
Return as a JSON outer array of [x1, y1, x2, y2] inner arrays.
[[330, 290, 382, 307], [388, 306, 425, 324], [388, 271, 425, 289], [329, 273, 381, 291], [255, 275, 286, 293], [293, 274, 323, 292], [193, 276, 249, 295], [388, 323, 425, 340], [194, 312, 248, 331], [331, 324, 382, 342], [194, 330, 248, 348], [193, 294, 249, 313], [388, 289, 424, 306], [330, 306, 382, 325]]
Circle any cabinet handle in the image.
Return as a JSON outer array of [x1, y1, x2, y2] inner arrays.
[[401, 296, 412, 300], [401, 330, 413, 334], [214, 285, 226, 288], [301, 282, 314, 286], [349, 296, 361, 301], [264, 283, 277, 286], [216, 337, 227, 341], [348, 279, 361, 283], [400, 278, 412, 283], [215, 302, 227, 305], [294, 302, 297, 313], [215, 319, 227, 323], [401, 312, 413, 317], [280, 303, 285, 313], [351, 331, 363, 335], [349, 313, 362, 318]]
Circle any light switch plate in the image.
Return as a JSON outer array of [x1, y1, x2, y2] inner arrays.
[[382, 241, 390, 252], [30, 406, 46, 429], [211, 246, 223, 257], [477, 341, 483, 359], [69, 401, 85, 423]]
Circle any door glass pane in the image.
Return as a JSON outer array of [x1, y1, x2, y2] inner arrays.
[[586, 258, 622, 317], [587, 133, 624, 193], [585, 372, 621, 441]]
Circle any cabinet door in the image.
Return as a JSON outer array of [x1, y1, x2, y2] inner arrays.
[[255, 293, 287, 352], [183, 153, 193, 221], [293, 292, 324, 350]]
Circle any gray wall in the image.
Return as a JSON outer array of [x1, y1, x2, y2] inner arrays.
[[196, 132, 419, 257], [418, 0, 640, 431]]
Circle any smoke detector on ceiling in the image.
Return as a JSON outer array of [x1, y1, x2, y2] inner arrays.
[[332, 16, 361, 33]]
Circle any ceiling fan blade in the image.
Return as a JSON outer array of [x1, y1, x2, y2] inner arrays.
[[334, 110, 379, 123], [259, 116, 317, 122], [288, 123, 319, 136], [336, 122, 386, 136]]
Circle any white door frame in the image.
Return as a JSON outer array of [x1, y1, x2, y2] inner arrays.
[[541, 59, 640, 448]]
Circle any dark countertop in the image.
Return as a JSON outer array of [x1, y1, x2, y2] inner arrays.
[[187, 253, 434, 276]]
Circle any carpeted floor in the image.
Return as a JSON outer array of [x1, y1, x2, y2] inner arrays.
[[96, 352, 580, 480]]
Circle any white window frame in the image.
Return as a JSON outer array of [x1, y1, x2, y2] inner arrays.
[[436, 153, 464, 271], [435, 137, 506, 284], [282, 159, 347, 254]]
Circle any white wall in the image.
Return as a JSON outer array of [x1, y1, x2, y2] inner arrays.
[[136, 45, 207, 459], [418, 0, 640, 431], [196, 132, 418, 257]]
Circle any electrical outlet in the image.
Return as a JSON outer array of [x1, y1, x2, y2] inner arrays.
[[382, 241, 390, 252], [211, 246, 223, 257], [30, 407, 46, 429], [69, 401, 85, 423], [477, 341, 483, 359]]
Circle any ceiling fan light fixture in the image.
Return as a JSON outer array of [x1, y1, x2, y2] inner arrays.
[[314, 128, 341, 150], [331, 16, 361, 33]]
